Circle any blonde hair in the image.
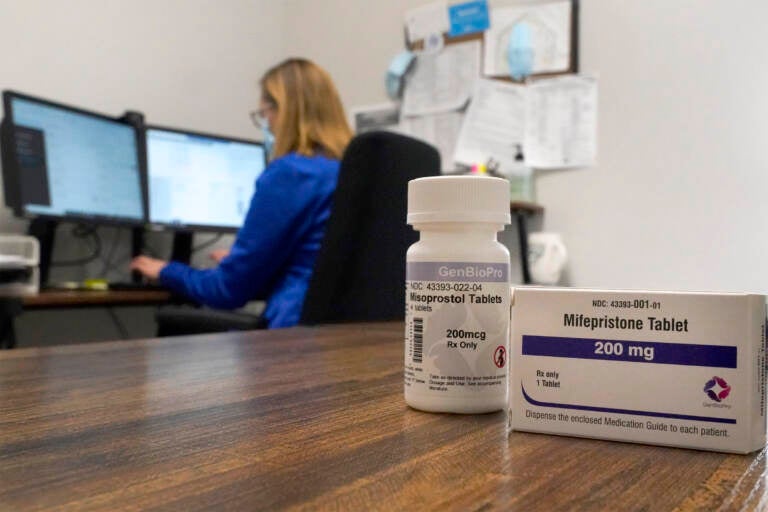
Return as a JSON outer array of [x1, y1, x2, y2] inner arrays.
[[260, 58, 352, 160]]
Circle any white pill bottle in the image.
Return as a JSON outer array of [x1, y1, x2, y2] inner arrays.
[[405, 176, 511, 413]]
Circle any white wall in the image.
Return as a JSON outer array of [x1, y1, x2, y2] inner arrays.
[[283, 0, 420, 107], [3, 0, 767, 292], [284, 0, 768, 293], [0, 0, 283, 140], [0, 0, 286, 280], [544, 0, 768, 293]]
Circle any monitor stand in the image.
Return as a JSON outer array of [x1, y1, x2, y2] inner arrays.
[[131, 227, 145, 283], [30, 221, 150, 287], [170, 231, 193, 265], [27, 218, 57, 287], [122, 109, 149, 283]]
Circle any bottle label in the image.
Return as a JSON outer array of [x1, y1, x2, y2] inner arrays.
[[405, 261, 510, 397]]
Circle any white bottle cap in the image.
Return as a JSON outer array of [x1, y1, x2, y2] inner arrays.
[[407, 176, 511, 225]]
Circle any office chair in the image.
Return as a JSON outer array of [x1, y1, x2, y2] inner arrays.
[[300, 130, 440, 324], [155, 131, 441, 335]]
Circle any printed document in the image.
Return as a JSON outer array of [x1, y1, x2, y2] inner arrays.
[[405, 1, 450, 43], [399, 110, 465, 172], [402, 40, 481, 116], [524, 75, 597, 168], [453, 78, 527, 172]]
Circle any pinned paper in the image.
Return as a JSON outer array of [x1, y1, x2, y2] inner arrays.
[[401, 40, 480, 116], [507, 22, 533, 81], [454, 75, 597, 171], [448, 0, 490, 37], [405, 2, 450, 43], [453, 78, 527, 172], [399, 110, 465, 173], [523, 75, 598, 169]]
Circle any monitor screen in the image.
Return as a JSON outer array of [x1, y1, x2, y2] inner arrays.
[[2, 92, 144, 223], [146, 127, 266, 230]]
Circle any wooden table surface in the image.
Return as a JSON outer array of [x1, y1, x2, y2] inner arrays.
[[1, 322, 765, 511], [22, 289, 172, 308]]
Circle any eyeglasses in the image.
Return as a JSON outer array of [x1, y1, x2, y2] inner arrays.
[[249, 104, 275, 128]]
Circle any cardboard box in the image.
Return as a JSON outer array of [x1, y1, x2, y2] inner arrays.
[[509, 287, 767, 453]]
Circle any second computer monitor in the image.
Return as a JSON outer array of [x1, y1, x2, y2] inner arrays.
[[146, 127, 266, 231]]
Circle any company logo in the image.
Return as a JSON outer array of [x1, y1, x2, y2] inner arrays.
[[494, 346, 506, 368], [703, 376, 731, 402]]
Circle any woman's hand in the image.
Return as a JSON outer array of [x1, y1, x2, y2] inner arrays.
[[209, 249, 230, 263], [129, 256, 168, 281]]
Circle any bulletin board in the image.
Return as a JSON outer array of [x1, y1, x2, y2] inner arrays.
[[407, 0, 579, 82], [357, 0, 594, 177]]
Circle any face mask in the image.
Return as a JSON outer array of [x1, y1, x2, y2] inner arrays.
[[507, 22, 533, 81], [258, 116, 275, 158], [385, 50, 415, 100]]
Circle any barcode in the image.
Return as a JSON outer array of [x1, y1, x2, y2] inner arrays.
[[413, 317, 423, 363]]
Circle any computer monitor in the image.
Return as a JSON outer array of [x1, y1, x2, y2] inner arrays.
[[145, 126, 266, 231], [1, 91, 145, 224]]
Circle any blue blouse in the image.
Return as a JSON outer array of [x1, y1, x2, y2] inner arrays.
[[159, 152, 340, 328]]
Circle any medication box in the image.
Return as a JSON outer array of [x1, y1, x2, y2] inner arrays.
[[509, 287, 767, 453]]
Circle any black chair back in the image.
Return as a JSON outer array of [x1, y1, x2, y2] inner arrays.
[[300, 131, 441, 324]]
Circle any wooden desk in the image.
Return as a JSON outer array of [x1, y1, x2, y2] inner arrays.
[[22, 289, 171, 309], [0, 322, 764, 511], [1, 290, 172, 349]]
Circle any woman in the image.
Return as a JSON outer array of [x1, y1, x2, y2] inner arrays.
[[131, 58, 352, 328]]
